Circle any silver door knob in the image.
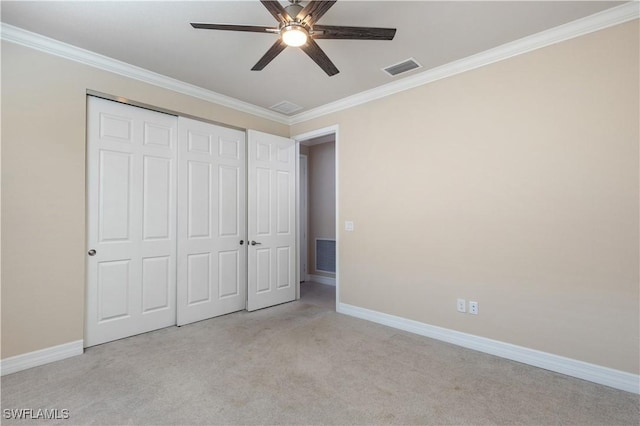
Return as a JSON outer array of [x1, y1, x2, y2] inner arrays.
[[88, 249, 97, 256], [250, 241, 262, 246]]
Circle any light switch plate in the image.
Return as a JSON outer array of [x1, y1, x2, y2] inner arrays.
[[345, 221, 354, 231]]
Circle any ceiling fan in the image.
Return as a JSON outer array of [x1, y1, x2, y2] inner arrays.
[[190, 0, 396, 76]]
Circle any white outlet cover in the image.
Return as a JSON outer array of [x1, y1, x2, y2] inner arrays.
[[457, 298, 466, 313], [469, 301, 479, 315]]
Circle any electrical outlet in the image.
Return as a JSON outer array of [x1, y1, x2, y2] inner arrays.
[[469, 301, 478, 315], [457, 298, 466, 313]]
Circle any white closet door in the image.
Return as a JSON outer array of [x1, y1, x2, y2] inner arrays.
[[86, 96, 177, 347], [177, 117, 246, 326], [247, 130, 296, 311]]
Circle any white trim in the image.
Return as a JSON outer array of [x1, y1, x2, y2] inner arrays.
[[0, 340, 84, 376], [0, 23, 290, 125], [298, 153, 309, 293], [295, 143, 302, 300], [306, 274, 336, 287], [289, 2, 640, 124], [2, 5, 637, 127], [338, 303, 640, 394], [335, 127, 340, 307], [292, 125, 340, 145]]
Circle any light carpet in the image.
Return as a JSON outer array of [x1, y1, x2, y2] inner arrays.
[[1, 282, 638, 425]]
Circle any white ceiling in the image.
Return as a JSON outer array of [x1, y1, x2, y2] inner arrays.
[[1, 1, 624, 115]]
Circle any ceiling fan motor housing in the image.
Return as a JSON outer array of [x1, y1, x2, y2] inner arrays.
[[284, 3, 304, 22]]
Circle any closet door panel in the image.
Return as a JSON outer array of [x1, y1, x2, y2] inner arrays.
[[247, 130, 296, 311], [177, 117, 246, 326], [86, 96, 177, 347]]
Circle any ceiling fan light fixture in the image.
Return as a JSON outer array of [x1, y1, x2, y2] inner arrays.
[[281, 25, 308, 47]]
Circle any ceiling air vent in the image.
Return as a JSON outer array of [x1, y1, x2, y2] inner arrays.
[[270, 100, 303, 115], [382, 58, 422, 77]]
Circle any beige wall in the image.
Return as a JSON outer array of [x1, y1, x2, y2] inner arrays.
[[307, 142, 336, 277], [1, 41, 288, 359], [2, 20, 638, 375], [291, 21, 640, 374]]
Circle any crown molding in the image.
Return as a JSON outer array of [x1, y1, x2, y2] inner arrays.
[[0, 23, 290, 125], [289, 2, 640, 124], [2, 2, 638, 127]]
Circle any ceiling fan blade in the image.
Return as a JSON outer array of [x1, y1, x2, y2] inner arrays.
[[300, 38, 339, 76], [313, 25, 396, 40], [191, 23, 277, 33], [252, 38, 287, 71], [296, 0, 337, 25], [260, 0, 293, 24]]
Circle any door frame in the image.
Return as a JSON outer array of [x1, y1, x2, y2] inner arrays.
[[293, 125, 339, 308], [298, 154, 308, 284], [86, 90, 246, 132]]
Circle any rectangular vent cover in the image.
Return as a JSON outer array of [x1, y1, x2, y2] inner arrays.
[[383, 58, 422, 76], [315, 238, 336, 273], [270, 100, 303, 115]]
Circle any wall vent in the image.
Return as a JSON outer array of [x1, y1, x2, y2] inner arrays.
[[315, 238, 336, 274], [270, 100, 303, 115], [382, 58, 422, 77]]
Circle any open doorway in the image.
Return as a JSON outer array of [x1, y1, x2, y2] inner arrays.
[[296, 127, 338, 311]]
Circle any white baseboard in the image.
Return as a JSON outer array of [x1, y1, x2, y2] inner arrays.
[[0, 340, 84, 376], [306, 274, 336, 286], [338, 303, 639, 394]]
